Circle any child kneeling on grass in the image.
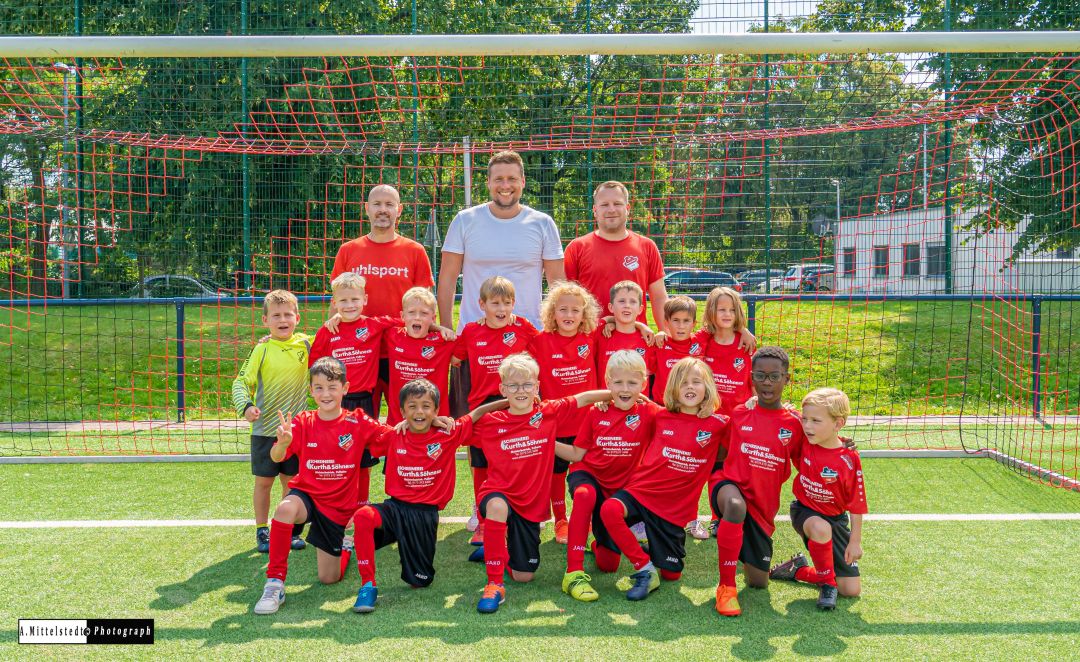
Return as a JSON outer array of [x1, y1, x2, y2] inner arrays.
[[769, 388, 866, 610]]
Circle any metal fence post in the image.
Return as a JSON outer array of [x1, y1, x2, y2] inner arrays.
[[175, 299, 186, 423], [1031, 295, 1042, 419], [747, 298, 757, 335]]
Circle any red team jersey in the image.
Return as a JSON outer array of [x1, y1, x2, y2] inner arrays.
[[330, 235, 435, 318], [283, 409, 392, 525], [382, 327, 456, 424], [453, 318, 539, 409], [697, 330, 754, 415], [792, 442, 868, 517], [719, 405, 806, 536], [652, 335, 705, 405], [595, 329, 656, 383], [623, 410, 730, 527], [528, 331, 598, 436], [309, 315, 398, 393], [471, 397, 579, 522], [374, 416, 475, 509], [571, 401, 664, 494], [563, 231, 665, 325]]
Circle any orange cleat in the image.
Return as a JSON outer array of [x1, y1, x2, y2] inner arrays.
[[554, 519, 569, 545], [715, 584, 741, 617]]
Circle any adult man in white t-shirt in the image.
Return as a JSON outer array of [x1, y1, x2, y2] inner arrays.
[[437, 150, 565, 330]]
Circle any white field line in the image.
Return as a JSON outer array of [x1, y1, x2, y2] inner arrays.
[[1, 513, 1078, 529]]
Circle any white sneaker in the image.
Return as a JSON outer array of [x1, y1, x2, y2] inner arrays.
[[466, 505, 479, 533], [254, 579, 285, 615], [686, 519, 709, 540], [630, 521, 648, 544]]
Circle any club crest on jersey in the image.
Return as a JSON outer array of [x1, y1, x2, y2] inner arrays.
[[695, 430, 712, 446], [778, 427, 793, 445], [338, 433, 354, 451], [733, 357, 745, 372], [421, 346, 435, 359], [577, 344, 590, 358], [622, 255, 640, 271], [625, 414, 641, 430], [529, 411, 543, 428], [355, 327, 369, 340], [426, 442, 443, 460], [635, 347, 646, 356], [820, 466, 839, 484], [689, 342, 701, 355], [503, 331, 517, 346]]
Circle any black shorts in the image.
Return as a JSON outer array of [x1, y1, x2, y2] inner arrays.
[[479, 492, 541, 574], [378, 357, 390, 385], [553, 436, 573, 474], [250, 435, 299, 477], [567, 470, 616, 553], [610, 490, 686, 573], [288, 489, 346, 556], [711, 480, 773, 572], [790, 500, 861, 578], [342, 391, 380, 468], [467, 394, 504, 469], [372, 498, 440, 587], [449, 363, 471, 418]]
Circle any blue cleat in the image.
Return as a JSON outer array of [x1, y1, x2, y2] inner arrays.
[[353, 581, 378, 613], [255, 527, 270, 553], [468, 545, 485, 563], [290, 535, 307, 550], [476, 582, 506, 613], [626, 568, 660, 601]]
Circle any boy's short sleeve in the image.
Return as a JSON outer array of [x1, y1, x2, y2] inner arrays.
[[309, 327, 330, 366], [547, 396, 581, 430], [450, 416, 475, 448], [572, 408, 597, 451]]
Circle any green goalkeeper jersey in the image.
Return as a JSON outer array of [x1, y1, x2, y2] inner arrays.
[[231, 333, 312, 437]]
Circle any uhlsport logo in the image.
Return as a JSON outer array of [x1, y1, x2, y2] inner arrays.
[[355, 327, 369, 340], [820, 466, 839, 484], [577, 343, 590, 358], [338, 433, 354, 451], [733, 357, 745, 372], [421, 346, 435, 359], [529, 411, 543, 428], [502, 331, 517, 346], [622, 255, 640, 271], [426, 442, 443, 459], [695, 429, 712, 446], [778, 427, 793, 445], [625, 413, 641, 430]]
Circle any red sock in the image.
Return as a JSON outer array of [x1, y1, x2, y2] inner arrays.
[[660, 569, 682, 582], [472, 467, 488, 502], [356, 467, 371, 507], [593, 541, 622, 573], [715, 519, 743, 587], [354, 506, 382, 586], [599, 498, 650, 571], [796, 539, 837, 586], [550, 472, 567, 522], [266, 518, 294, 581], [566, 485, 596, 573], [483, 519, 508, 584]]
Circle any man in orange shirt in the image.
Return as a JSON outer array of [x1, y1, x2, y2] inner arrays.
[[330, 184, 436, 410]]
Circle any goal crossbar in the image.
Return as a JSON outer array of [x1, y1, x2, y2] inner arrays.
[[2, 31, 1080, 58]]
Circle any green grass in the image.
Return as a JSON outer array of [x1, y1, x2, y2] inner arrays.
[[0, 458, 1077, 660]]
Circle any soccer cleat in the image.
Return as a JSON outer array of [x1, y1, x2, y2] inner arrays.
[[466, 507, 480, 533], [476, 582, 506, 613], [817, 583, 838, 611], [290, 535, 307, 550], [253, 579, 285, 615], [630, 521, 648, 544], [353, 581, 378, 613], [554, 519, 569, 545], [709, 519, 719, 538], [255, 527, 270, 553], [625, 568, 660, 601], [715, 584, 741, 617], [470, 527, 484, 546], [769, 553, 809, 582], [562, 571, 599, 602], [468, 545, 485, 563], [686, 519, 709, 540]]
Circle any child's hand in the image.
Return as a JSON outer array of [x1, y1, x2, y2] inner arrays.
[[393, 420, 409, 434], [243, 405, 261, 422], [743, 395, 758, 410], [841, 436, 857, 450], [437, 326, 457, 342], [595, 400, 610, 412], [635, 322, 655, 345], [844, 539, 863, 565], [783, 401, 799, 413], [256, 334, 271, 344], [738, 328, 757, 354], [275, 410, 293, 446], [601, 321, 615, 338], [324, 313, 342, 333], [432, 416, 456, 432], [651, 331, 668, 348]]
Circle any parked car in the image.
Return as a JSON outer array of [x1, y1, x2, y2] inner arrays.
[[663, 269, 743, 294], [800, 266, 836, 292], [128, 275, 230, 298], [739, 268, 786, 292], [778, 263, 834, 292]]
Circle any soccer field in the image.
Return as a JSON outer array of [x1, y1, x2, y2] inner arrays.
[[2, 458, 1077, 660]]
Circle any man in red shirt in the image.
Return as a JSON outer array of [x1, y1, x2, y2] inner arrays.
[[564, 181, 669, 329]]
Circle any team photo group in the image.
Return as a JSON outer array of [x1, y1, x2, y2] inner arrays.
[[231, 149, 868, 620]]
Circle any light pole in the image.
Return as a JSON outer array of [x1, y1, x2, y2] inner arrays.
[[53, 62, 76, 299], [829, 178, 841, 230]]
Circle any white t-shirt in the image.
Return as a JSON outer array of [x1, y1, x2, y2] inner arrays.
[[443, 203, 563, 330]]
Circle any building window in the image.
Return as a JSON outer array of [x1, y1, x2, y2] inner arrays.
[[902, 243, 920, 277], [926, 242, 946, 277], [842, 247, 856, 277], [872, 246, 889, 277]]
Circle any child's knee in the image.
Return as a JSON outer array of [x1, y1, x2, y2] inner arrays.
[[572, 484, 596, 504], [254, 476, 275, 489], [594, 544, 621, 573], [482, 497, 508, 521], [660, 569, 681, 582], [273, 499, 300, 520], [510, 570, 534, 583], [355, 505, 379, 531], [318, 569, 341, 585], [804, 517, 833, 542], [599, 498, 625, 523], [838, 578, 861, 597]]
